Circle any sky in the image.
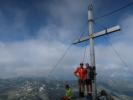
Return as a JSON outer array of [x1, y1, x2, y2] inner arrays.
[[0, 0, 132, 80]]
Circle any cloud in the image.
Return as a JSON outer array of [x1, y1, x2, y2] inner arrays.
[[36, 0, 88, 42], [0, 0, 87, 78], [0, 39, 85, 78], [95, 14, 133, 79]]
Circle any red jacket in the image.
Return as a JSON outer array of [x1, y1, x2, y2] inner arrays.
[[74, 67, 87, 80]]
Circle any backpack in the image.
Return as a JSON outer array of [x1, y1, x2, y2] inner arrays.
[[87, 67, 94, 80]]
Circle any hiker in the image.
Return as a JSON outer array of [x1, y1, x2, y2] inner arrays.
[[61, 84, 72, 100], [85, 63, 93, 96], [74, 63, 87, 97]]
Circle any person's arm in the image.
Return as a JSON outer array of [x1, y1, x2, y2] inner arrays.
[[74, 68, 79, 77]]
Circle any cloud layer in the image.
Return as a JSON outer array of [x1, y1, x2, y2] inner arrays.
[[0, 0, 132, 80]]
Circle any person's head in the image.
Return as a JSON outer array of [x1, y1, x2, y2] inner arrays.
[[65, 84, 70, 90], [80, 63, 84, 68], [86, 63, 90, 68]]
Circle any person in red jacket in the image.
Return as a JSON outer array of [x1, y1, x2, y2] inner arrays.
[[74, 63, 87, 97]]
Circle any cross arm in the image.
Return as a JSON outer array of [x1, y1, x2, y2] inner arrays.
[[73, 25, 120, 44], [93, 25, 120, 38]]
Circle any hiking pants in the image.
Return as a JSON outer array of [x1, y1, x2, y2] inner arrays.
[[78, 79, 85, 96]]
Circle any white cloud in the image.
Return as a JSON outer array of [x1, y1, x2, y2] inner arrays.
[[0, 39, 85, 78]]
